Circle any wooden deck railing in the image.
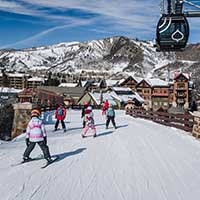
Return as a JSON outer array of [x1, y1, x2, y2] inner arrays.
[[126, 108, 194, 132]]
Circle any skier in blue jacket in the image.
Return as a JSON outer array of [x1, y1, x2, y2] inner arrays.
[[106, 104, 117, 129]]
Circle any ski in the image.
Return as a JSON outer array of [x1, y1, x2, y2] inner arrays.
[[41, 156, 59, 169], [11, 155, 43, 167]]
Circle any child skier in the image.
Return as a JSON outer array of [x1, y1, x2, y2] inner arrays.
[[102, 100, 109, 115], [81, 102, 89, 128], [82, 106, 96, 138], [106, 104, 117, 129], [23, 109, 52, 163], [55, 104, 67, 132]]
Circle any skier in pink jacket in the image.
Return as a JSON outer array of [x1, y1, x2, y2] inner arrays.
[[23, 109, 52, 163], [82, 106, 96, 138]]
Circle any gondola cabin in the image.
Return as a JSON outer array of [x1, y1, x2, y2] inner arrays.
[[156, 14, 189, 51]]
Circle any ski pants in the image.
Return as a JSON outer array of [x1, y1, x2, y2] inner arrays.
[[102, 110, 106, 115], [82, 120, 86, 128], [23, 141, 51, 160], [83, 125, 96, 136], [106, 116, 116, 128], [55, 120, 66, 130]]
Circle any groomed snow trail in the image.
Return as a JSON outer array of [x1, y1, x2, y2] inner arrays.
[[1, 110, 200, 200]]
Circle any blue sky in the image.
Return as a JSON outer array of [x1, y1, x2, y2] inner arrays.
[[0, 0, 199, 49]]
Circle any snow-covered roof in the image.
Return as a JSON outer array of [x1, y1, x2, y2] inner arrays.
[[27, 77, 45, 82], [145, 78, 169, 87], [59, 83, 78, 87], [0, 73, 29, 78], [110, 91, 144, 103], [133, 77, 143, 83], [112, 87, 132, 92], [174, 72, 190, 80], [105, 80, 119, 87], [117, 79, 125, 85], [89, 92, 117, 106], [7, 73, 27, 78], [81, 81, 87, 87], [0, 87, 22, 93]]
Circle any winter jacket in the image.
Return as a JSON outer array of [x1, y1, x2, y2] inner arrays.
[[26, 117, 47, 142], [102, 101, 109, 111], [55, 106, 66, 120], [84, 110, 95, 126], [106, 107, 115, 117]]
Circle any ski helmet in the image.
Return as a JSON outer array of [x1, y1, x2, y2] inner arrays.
[[84, 101, 89, 106], [31, 109, 41, 117]]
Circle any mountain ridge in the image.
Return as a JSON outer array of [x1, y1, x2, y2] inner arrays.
[[0, 36, 200, 94]]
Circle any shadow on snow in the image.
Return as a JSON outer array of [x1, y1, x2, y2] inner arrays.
[[96, 131, 113, 137], [52, 148, 87, 162]]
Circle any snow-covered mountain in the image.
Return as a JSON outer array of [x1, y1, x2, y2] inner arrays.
[[0, 36, 200, 91]]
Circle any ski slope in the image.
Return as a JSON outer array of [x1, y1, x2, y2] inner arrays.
[[1, 110, 200, 200]]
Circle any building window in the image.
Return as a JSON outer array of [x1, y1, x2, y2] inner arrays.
[[177, 83, 185, 88]]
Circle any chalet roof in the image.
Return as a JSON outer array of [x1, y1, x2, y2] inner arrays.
[[105, 80, 120, 87], [134, 77, 143, 83], [0, 73, 28, 78], [58, 83, 78, 87], [120, 76, 143, 85], [37, 86, 85, 97], [28, 77, 45, 82], [118, 79, 125, 85], [80, 81, 87, 87], [112, 87, 133, 92], [174, 72, 189, 80], [110, 90, 144, 103], [146, 78, 169, 87], [138, 78, 169, 87], [7, 73, 27, 78], [0, 87, 22, 93], [89, 92, 117, 106]]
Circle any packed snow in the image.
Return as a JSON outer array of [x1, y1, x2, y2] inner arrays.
[[1, 110, 200, 200]]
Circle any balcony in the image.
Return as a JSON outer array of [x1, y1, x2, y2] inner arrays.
[[176, 99, 185, 104], [176, 87, 187, 91], [176, 93, 186, 97]]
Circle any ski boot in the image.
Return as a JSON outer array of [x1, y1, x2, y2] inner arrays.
[[46, 157, 53, 164], [23, 156, 31, 162]]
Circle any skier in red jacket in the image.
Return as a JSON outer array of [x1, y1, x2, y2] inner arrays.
[[102, 100, 109, 115], [55, 104, 67, 132]]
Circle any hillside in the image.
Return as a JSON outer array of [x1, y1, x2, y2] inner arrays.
[[0, 36, 200, 93], [1, 110, 200, 200]]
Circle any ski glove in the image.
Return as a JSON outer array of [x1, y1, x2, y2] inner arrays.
[[26, 138, 30, 147], [43, 136, 47, 145]]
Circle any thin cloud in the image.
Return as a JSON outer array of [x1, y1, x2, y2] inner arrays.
[[2, 0, 198, 46], [1, 19, 92, 48], [0, 0, 91, 23], [20, 0, 159, 20], [16, 0, 159, 31]]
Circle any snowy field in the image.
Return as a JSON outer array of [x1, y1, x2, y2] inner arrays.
[[1, 109, 200, 200]]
